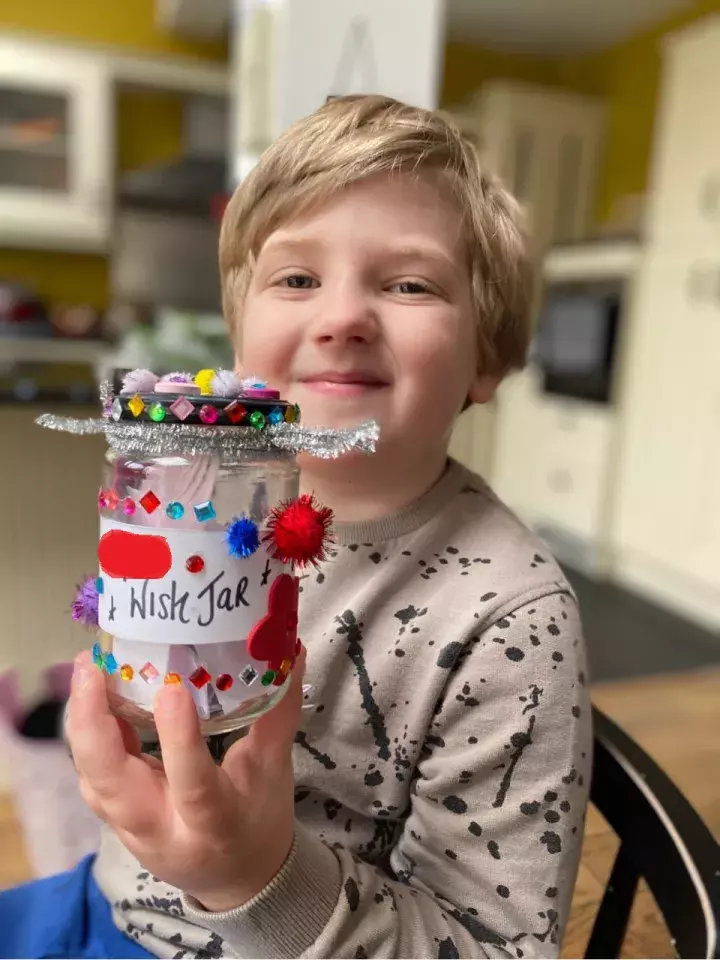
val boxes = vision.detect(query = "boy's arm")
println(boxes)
[181,590,591,959]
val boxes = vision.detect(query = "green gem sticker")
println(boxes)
[249,410,266,431]
[148,402,166,422]
[260,669,276,686]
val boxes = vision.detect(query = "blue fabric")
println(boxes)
[0,855,154,959]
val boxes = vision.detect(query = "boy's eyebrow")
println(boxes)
[261,238,459,273]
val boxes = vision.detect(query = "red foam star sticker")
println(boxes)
[247,573,299,663]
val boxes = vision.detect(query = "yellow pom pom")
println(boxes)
[194,369,216,396]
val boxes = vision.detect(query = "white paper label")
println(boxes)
[98,518,291,645]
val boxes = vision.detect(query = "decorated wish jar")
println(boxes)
[37,368,378,736]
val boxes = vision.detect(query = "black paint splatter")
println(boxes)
[468,821,482,836]
[481,592,498,602]
[436,641,463,669]
[487,840,501,859]
[336,610,391,761]
[520,801,541,816]
[438,936,460,958]
[324,798,342,820]
[354,946,369,959]
[345,877,360,911]
[364,769,384,787]
[540,831,562,854]
[505,647,525,662]
[445,849,458,860]
[492,715,536,808]
[443,795,468,814]
[448,907,507,948]
[522,684,543,714]
[294,731,337,770]
[497,885,510,898]
[547,623,560,637]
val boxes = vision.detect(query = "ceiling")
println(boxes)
[445,0,696,55]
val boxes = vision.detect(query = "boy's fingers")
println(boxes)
[66,651,133,801]
[154,682,221,830]
[245,646,307,769]
[67,651,166,835]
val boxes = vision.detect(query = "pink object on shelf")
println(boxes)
[154,381,201,395]
[242,388,281,400]
[0,667,101,879]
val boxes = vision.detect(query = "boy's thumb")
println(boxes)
[243,645,307,766]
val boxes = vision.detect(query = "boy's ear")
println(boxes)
[468,373,501,406]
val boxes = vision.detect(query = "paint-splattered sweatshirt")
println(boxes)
[93,459,592,959]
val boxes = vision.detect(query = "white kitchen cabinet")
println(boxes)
[610,246,720,624]
[491,368,615,573]
[444,83,605,259]
[649,15,720,245]
[0,36,113,251]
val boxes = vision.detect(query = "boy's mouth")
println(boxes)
[298,370,389,397]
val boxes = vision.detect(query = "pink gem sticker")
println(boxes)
[139,662,159,684]
[122,498,136,516]
[199,404,219,424]
[169,396,194,421]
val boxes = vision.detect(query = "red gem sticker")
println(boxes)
[185,554,205,573]
[224,400,246,424]
[189,666,211,689]
[98,529,172,579]
[139,491,161,514]
[247,574,299,663]
[216,673,234,691]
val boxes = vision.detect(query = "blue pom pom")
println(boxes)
[225,515,260,559]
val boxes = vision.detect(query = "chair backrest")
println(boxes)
[588,706,720,959]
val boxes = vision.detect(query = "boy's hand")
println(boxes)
[66,646,305,913]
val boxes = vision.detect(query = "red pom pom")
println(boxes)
[263,494,334,568]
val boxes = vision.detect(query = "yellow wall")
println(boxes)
[0,0,226,310]
[0,0,227,61]
[558,0,720,224]
[441,42,557,106]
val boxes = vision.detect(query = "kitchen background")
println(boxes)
[0,3,718,949]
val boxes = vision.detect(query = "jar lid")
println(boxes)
[35,368,379,462]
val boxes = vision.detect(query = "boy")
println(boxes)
[2,95,590,959]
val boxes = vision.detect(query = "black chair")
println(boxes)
[586,707,720,958]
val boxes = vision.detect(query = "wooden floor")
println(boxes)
[1,667,718,957]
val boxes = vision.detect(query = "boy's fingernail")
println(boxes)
[72,660,93,690]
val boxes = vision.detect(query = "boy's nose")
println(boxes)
[311,292,379,346]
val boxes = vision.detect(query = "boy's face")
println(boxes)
[239,172,493,463]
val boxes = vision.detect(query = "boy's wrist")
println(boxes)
[187,833,295,914]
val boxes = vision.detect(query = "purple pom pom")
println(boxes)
[225,516,260,559]
[211,369,244,397]
[72,576,99,629]
[121,369,159,394]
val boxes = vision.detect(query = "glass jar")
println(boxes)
[37,369,377,737]
[97,450,299,736]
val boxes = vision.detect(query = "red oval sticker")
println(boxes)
[98,529,172,580]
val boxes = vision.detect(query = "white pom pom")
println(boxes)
[121,369,159,394]
[210,369,245,397]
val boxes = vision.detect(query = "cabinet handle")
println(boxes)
[700,177,720,218]
[548,469,572,493]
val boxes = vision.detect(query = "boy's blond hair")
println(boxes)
[220,94,532,376]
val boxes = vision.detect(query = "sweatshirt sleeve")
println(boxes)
[181,590,592,959]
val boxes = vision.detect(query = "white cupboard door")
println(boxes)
[0,37,113,251]
[612,248,720,590]
[650,21,720,244]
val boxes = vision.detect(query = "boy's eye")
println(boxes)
[392,280,432,295]
[280,274,318,289]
